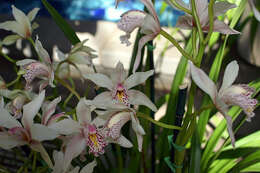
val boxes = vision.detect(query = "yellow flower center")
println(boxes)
[89,134,99,147]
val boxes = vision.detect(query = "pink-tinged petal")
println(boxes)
[176,15,193,30]
[0,132,26,149]
[213,20,240,35]
[83,73,113,90]
[30,123,59,142]
[39,81,49,92]
[140,14,160,35]
[42,96,61,125]
[0,107,21,128]
[249,0,260,22]
[64,134,86,171]
[27,8,39,22]
[213,1,236,17]
[118,10,146,35]
[106,111,131,139]
[190,62,217,101]
[46,112,66,126]
[195,0,208,19]
[140,0,159,23]
[52,150,65,173]
[77,99,92,124]
[133,34,155,73]
[30,142,54,168]
[224,113,235,147]
[35,36,51,64]
[119,34,131,46]
[219,61,239,93]
[22,90,45,130]
[80,159,97,173]
[110,62,127,84]
[48,119,80,135]
[0,21,27,38]
[125,69,154,89]
[128,89,157,112]
[11,5,31,38]
[114,135,133,148]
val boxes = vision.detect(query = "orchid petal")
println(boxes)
[83,73,113,90]
[118,10,146,35]
[48,119,80,135]
[249,0,260,22]
[190,62,217,101]
[131,113,145,135]
[125,70,154,89]
[16,59,37,66]
[2,35,21,46]
[140,14,160,34]
[0,132,26,149]
[128,89,157,112]
[140,0,159,23]
[42,96,61,125]
[0,107,21,128]
[224,114,235,147]
[22,90,45,130]
[219,61,239,93]
[213,2,236,17]
[176,15,193,30]
[195,0,208,19]
[30,142,54,168]
[27,8,39,22]
[92,117,106,127]
[69,51,93,66]
[133,34,155,73]
[136,133,144,152]
[11,5,31,37]
[213,20,240,35]
[80,159,97,173]
[0,21,25,38]
[76,99,92,124]
[64,135,86,171]
[115,135,133,148]
[70,167,80,173]
[110,62,127,84]
[52,150,64,173]
[35,36,51,63]
[30,123,59,141]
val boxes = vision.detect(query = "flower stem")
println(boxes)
[170,0,192,15]
[55,75,80,100]
[160,29,194,63]
[0,52,16,64]
[204,0,216,44]
[191,0,204,42]
[6,75,21,88]
[137,112,182,130]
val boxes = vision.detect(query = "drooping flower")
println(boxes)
[117,0,161,72]
[16,36,55,91]
[168,0,240,34]
[190,60,258,147]
[0,5,39,39]
[84,61,157,112]
[0,90,59,168]
[49,99,132,170]
[52,150,97,173]
[53,39,97,78]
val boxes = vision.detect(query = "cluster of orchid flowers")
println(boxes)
[0,0,258,172]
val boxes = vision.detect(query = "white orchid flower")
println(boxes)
[52,150,97,173]
[117,0,161,72]
[249,0,260,22]
[169,0,240,34]
[84,62,157,112]
[53,39,97,77]
[16,36,55,91]
[0,90,59,168]
[190,61,258,147]
[0,5,39,39]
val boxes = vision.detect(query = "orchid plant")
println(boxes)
[0,0,259,173]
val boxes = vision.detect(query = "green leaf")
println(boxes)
[241,162,260,172]
[41,0,80,45]
[189,127,201,173]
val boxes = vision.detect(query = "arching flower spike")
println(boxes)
[190,61,258,147]
[117,0,161,72]
[84,62,157,112]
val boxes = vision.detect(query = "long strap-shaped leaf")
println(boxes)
[41,0,80,45]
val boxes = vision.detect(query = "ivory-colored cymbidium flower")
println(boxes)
[0,90,59,168]
[52,150,97,173]
[53,39,97,77]
[84,62,157,112]
[117,0,161,72]
[0,5,39,39]
[168,0,240,34]
[49,99,132,170]
[190,61,258,147]
[16,37,55,91]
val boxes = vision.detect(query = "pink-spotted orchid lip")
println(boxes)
[190,60,258,147]
[117,0,161,73]
[84,61,157,112]
[171,0,240,35]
